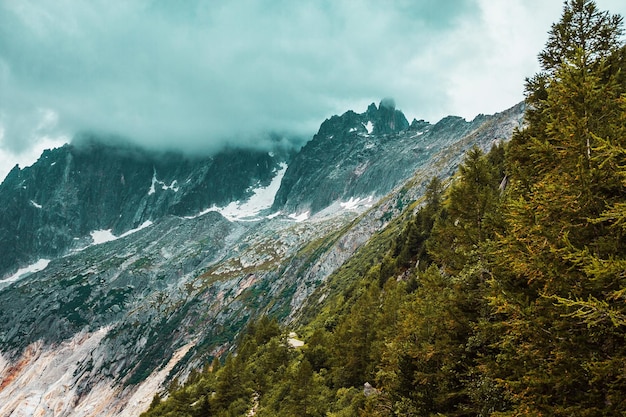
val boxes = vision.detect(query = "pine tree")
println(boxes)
[485,1,626,414]
[193,395,212,417]
[213,353,250,411]
[539,0,623,74]
[396,176,443,271]
[330,283,380,388]
[428,146,503,274]
[376,265,486,416]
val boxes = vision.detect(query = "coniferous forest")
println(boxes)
[141,1,626,415]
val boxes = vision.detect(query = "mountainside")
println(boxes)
[0,102,524,416]
[0,136,292,277]
[273,100,523,215]
[137,8,626,413]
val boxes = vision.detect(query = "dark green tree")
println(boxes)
[428,146,503,274]
[485,1,626,414]
[539,0,623,73]
[330,283,380,388]
[212,353,250,411]
[375,265,486,416]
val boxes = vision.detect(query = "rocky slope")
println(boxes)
[0,101,524,416]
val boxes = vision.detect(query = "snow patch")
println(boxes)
[30,200,42,209]
[90,229,117,245]
[349,127,357,133]
[89,221,154,247]
[148,169,179,195]
[0,259,50,284]
[265,211,281,219]
[50,161,56,166]
[148,172,157,195]
[364,121,374,134]
[288,211,310,222]
[120,220,153,238]
[187,164,287,222]
[340,196,374,211]
[163,179,179,192]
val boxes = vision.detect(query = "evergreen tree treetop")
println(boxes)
[539,0,623,74]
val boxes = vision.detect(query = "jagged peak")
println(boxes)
[410,118,431,131]
[366,98,409,135]
[2,164,22,184]
[315,99,409,139]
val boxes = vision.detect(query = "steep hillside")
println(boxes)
[138,3,626,415]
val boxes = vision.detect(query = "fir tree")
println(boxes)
[485,1,626,414]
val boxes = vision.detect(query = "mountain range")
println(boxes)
[0,100,524,416]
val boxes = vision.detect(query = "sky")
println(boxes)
[1,0,626,182]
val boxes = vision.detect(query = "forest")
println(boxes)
[141,1,626,415]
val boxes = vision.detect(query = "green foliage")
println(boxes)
[481,1,626,415]
[539,0,623,73]
[428,145,505,274]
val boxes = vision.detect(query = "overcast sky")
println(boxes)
[1,0,626,181]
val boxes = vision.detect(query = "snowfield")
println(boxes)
[187,164,288,222]
[0,259,51,284]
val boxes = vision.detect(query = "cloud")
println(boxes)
[0,0,477,154]
[1,0,625,182]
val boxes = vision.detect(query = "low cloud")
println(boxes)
[1,0,625,173]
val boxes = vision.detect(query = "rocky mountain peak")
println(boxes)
[272,101,524,216]
[0,101,526,417]
[313,99,409,141]
[410,118,431,131]
[365,98,410,135]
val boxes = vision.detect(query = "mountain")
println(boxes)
[134,4,626,414]
[274,100,523,215]
[0,101,524,416]
[0,135,293,277]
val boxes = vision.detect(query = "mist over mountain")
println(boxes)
[0,133,295,276]
[1,0,587,166]
[1,1,625,416]
[0,0,469,154]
